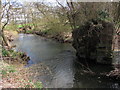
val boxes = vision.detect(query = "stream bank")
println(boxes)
[0,60,43,88]
[12,33,120,88]
[1,30,43,88]
[18,27,73,43]
[34,31,73,43]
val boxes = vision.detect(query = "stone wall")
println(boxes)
[72,20,114,64]
[113,31,120,51]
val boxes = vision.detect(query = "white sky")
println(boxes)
[2,0,56,2]
[20,0,58,2]
[16,0,120,2]
[2,0,66,6]
[2,0,119,4]
[2,0,63,3]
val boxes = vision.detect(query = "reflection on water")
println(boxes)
[13,34,74,65]
[13,34,120,88]
[73,61,120,88]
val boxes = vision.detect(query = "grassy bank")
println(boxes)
[1,46,43,88]
[18,28,72,43]
[4,20,73,43]
[12,21,72,43]
[0,60,43,88]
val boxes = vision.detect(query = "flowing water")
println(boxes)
[13,34,120,88]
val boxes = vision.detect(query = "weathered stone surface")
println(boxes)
[113,31,120,51]
[72,19,114,64]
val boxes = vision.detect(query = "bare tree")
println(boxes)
[1,1,11,48]
[56,0,75,30]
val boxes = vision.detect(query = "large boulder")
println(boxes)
[72,19,114,64]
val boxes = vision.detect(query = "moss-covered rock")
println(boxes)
[72,19,114,64]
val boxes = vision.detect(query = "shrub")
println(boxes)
[2,49,9,56]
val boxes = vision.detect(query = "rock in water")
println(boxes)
[72,19,114,64]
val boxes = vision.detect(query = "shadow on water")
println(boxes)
[73,60,120,88]
[13,34,120,88]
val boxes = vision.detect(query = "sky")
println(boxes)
[2,0,120,5]
[1,0,64,3]
[19,0,58,3]
[1,0,66,6]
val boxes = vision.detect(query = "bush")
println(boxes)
[2,48,25,58]
[2,49,9,56]
[98,10,112,22]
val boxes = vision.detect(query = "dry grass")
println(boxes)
[0,60,43,88]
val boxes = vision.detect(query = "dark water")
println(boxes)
[13,34,120,88]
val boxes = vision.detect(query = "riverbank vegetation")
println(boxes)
[1,33,43,88]
[0,1,43,88]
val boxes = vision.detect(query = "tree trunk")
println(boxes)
[1,31,11,49]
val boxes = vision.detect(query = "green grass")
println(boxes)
[26,30,33,34]
[2,49,9,56]
[2,48,24,58]
[6,65,16,73]
[0,63,16,77]
[17,23,34,28]
[5,24,18,31]
[34,82,43,88]
[23,80,43,88]
[1,70,7,75]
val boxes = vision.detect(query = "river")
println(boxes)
[13,34,120,88]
